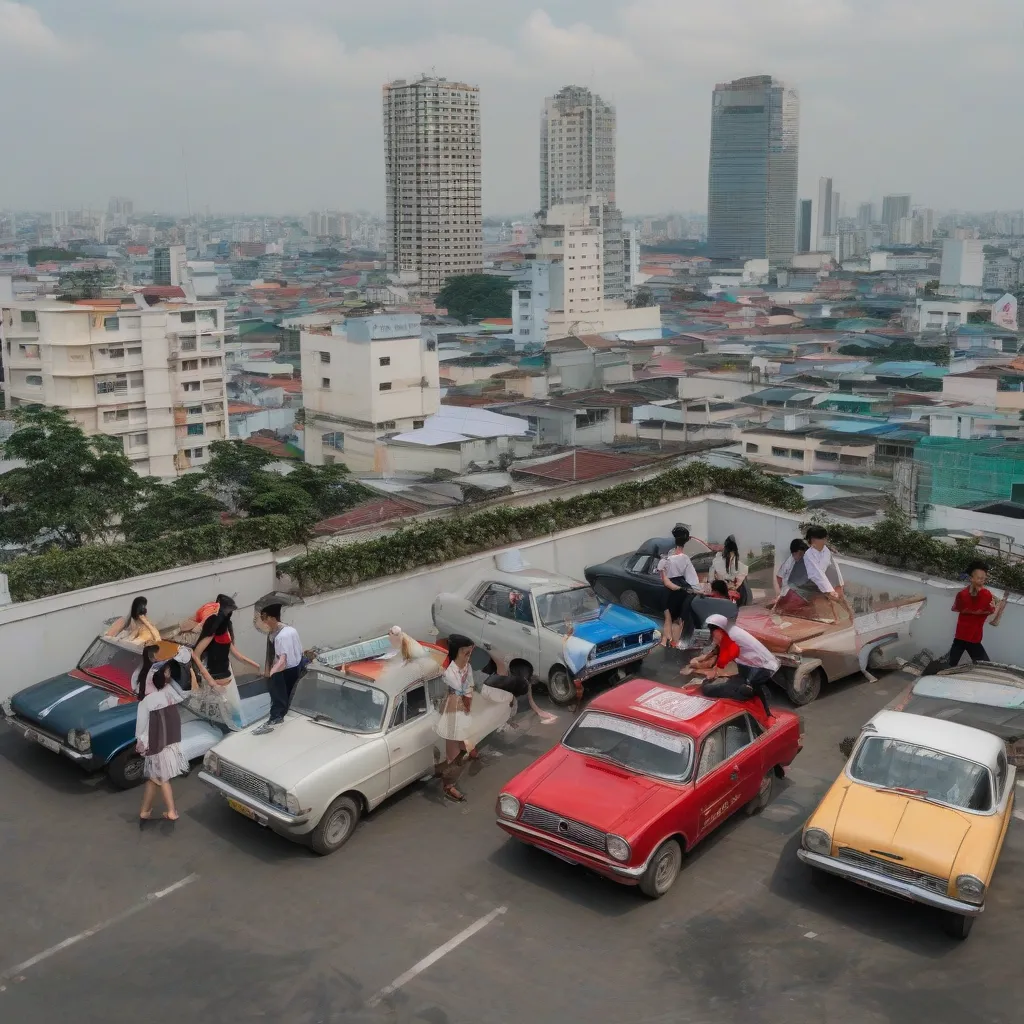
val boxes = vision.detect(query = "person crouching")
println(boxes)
[688,614,778,717]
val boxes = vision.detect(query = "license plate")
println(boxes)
[24,729,60,754]
[227,798,265,825]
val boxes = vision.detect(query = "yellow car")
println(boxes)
[798,710,1015,939]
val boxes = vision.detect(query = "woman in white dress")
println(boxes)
[709,535,751,605]
[135,657,190,823]
[435,635,479,802]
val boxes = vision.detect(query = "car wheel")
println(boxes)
[593,581,616,603]
[620,589,642,612]
[547,666,576,707]
[744,771,774,815]
[309,795,361,856]
[942,913,974,940]
[639,838,683,899]
[782,666,823,706]
[107,749,146,790]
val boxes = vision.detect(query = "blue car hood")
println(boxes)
[11,672,137,737]
[570,604,657,645]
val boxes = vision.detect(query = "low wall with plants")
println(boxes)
[6,516,309,602]
[285,464,805,596]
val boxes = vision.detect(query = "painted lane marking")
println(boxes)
[0,874,197,986]
[366,905,507,1008]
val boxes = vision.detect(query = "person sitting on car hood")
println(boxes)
[690,614,777,717]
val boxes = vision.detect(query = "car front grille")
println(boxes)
[594,631,655,657]
[837,847,949,896]
[520,804,608,853]
[219,761,272,803]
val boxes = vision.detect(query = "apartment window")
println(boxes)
[97,376,127,395]
[129,372,143,388]
[379,356,391,366]
[413,419,425,429]
[816,450,839,462]
[103,316,119,331]
[771,447,788,458]
[181,359,198,371]
[129,432,148,448]
[106,348,125,359]
[103,409,130,423]
[197,309,216,325]
[381,420,397,430]
[200,357,221,368]
[519,329,530,336]
[127,346,141,355]
[183,381,200,392]
[186,423,204,436]
[130,408,146,423]
[19,344,40,358]
[323,431,345,451]
[203,402,221,413]
[25,374,43,386]
[322,377,331,389]
[379,382,392,391]
[20,310,36,323]
[186,405,202,415]
[745,442,759,453]
[320,351,331,364]
[180,311,196,324]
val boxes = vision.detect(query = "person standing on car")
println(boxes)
[948,561,996,666]
[802,526,849,609]
[252,604,305,734]
[659,525,700,647]
[693,614,777,717]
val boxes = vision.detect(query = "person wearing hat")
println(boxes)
[252,603,305,734]
[691,614,778,717]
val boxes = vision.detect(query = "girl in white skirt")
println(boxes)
[135,657,190,823]
[436,634,477,802]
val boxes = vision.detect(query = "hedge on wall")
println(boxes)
[284,463,806,596]
[6,515,310,602]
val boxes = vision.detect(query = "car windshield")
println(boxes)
[78,637,146,693]
[289,669,389,734]
[564,711,693,782]
[535,586,602,627]
[849,736,993,811]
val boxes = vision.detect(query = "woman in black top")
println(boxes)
[190,609,260,730]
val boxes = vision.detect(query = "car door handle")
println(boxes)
[521,626,532,634]
[393,746,401,754]
[485,617,498,626]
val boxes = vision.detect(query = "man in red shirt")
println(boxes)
[949,562,996,666]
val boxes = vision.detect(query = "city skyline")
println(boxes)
[1,1,1022,215]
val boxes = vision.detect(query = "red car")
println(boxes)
[496,678,802,897]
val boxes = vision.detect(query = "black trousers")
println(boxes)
[701,664,774,716]
[268,665,302,723]
[948,639,989,666]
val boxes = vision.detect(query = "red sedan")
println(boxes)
[496,679,803,897]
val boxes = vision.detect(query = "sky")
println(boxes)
[1,0,1022,217]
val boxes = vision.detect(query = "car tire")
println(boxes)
[620,589,642,612]
[107,749,146,790]
[781,666,823,706]
[942,913,974,940]
[308,795,361,856]
[547,666,576,707]
[593,581,617,604]
[744,770,774,815]
[639,838,683,899]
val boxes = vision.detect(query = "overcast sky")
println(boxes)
[2,0,1022,217]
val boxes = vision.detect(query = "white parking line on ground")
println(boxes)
[0,874,198,987]
[1013,810,1024,823]
[366,905,507,1008]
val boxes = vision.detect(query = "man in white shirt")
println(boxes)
[803,526,845,604]
[694,614,779,717]
[775,538,808,597]
[253,603,305,734]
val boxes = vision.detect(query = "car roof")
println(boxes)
[866,710,1003,767]
[465,567,584,594]
[312,637,446,698]
[586,678,754,738]
[929,664,1024,688]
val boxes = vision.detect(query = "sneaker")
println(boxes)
[252,722,278,735]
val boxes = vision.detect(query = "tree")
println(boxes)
[27,247,80,266]
[58,268,116,301]
[0,408,144,549]
[435,274,512,323]
[240,474,319,523]
[121,476,225,542]
[922,280,939,296]
[282,462,371,518]
[204,440,276,511]
[629,286,655,309]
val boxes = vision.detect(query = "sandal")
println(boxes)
[443,785,466,802]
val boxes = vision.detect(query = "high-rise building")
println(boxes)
[153,245,187,287]
[798,199,812,253]
[857,202,873,229]
[707,75,800,264]
[815,177,833,249]
[540,86,616,215]
[940,239,984,289]
[881,194,911,230]
[382,76,483,292]
[1,296,228,477]
[831,191,841,233]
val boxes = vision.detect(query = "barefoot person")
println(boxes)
[948,561,997,666]
[135,655,190,823]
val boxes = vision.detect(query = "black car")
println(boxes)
[584,535,717,616]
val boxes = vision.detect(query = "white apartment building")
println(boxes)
[383,76,483,292]
[940,239,985,293]
[1,297,229,476]
[511,261,551,349]
[540,86,616,215]
[300,313,440,472]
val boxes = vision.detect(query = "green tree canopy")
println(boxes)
[204,439,276,511]
[629,286,656,309]
[121,476,225,542]
[436,274,512,323]
[0,407,144,549]
[27,247,81,266]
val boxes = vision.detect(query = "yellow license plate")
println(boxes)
[227,798,258,821]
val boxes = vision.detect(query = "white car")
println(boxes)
[198,634,510,855]
[431,555,661,706]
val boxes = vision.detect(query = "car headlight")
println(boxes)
[606,835,631,862]
[269,783,287,809]
[286,792,301,815]
[66,729,91,753]
[497,794,520,819]
[1,698,13,717]
[652,629,662,642]
[955,874,985,904]
[802,828,832,856]
[203,750,220,774]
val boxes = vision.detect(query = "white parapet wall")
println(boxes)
[0,551,277,699]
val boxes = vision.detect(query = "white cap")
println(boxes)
[705,614,730,631]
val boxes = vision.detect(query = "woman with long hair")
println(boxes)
[189,602,260,730]
[106,596,161,646]
[435,634,477,802]
[135,656,189,822]
[132,643,162,701]
[709,535,751,606]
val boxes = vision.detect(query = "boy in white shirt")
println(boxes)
[775,538,808,597]
[253,603,305,734]
[803,526,845,604]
